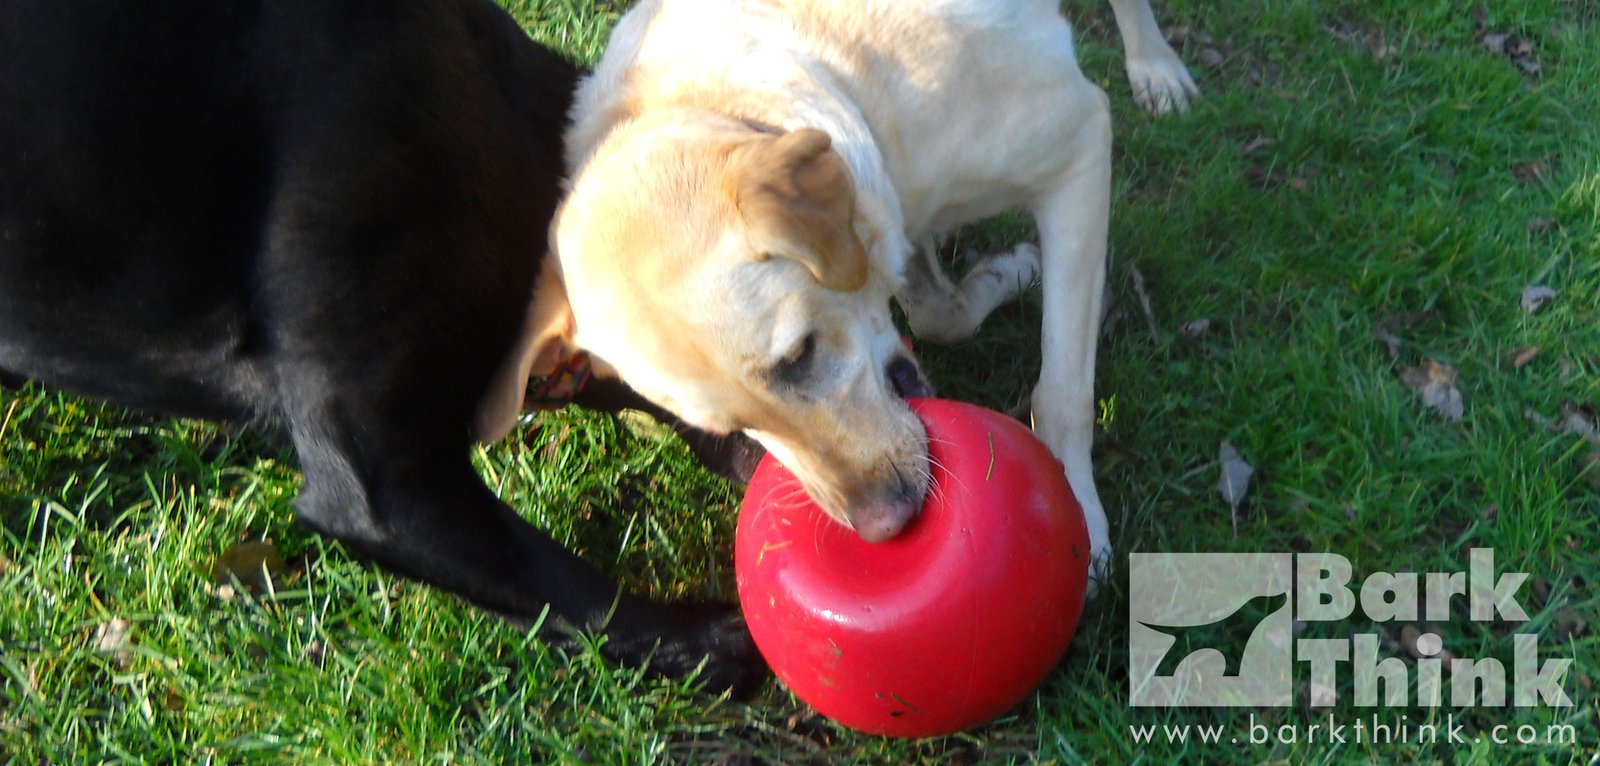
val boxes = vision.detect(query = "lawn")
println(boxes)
[3,0,1597,763]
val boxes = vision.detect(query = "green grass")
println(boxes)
[4,0,1598,763]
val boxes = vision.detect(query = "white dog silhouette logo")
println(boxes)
[1129,553,1294,707]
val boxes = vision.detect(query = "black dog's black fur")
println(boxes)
[0,0,765,693]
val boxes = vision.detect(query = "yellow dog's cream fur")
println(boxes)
[533,0,1195,583]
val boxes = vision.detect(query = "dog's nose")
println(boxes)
[886,356,933,399]
[850,496,919,542]
[849,471,924,542]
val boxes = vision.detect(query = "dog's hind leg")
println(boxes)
[1030,82,1114,595]
[895,240,1040,344]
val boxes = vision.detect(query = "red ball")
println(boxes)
[735,398,1090,737]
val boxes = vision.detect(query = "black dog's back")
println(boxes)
[0,0,574,423]
[0,0,765,694]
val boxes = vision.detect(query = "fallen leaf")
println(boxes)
[1580,451,1600,492]
[1372,326,1403,361]
[1526,408,1558,430]
[1383,311,1432,329]
[1400,625,1456,661]
[1526,218,1556,236]
[305,639,328,667]
[1324,18,1363,45]
[1130,267,1160,342]
[1521,284,1558,313]
[1559,401,1600,446]
[1198,47,1224,68]
[1400,360,1464,421]
[1512,160,1548,184]
[1512,346,1541,369]
[93,617,134,670]
[1531,578,1552,605]
[616,408,672,442]
[1180,318,1211,339]
[1242,136,1277,155]
[1482,32,1510,55]
[212,540,288,593]
[1553,610,1588,641]
[1217,441,1254,538]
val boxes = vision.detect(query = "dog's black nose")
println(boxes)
[887,356,933,399]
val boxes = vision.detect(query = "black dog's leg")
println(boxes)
[282,387,764,695]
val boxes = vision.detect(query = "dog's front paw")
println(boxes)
[1126,46,1200,116]
[614,602,768,698]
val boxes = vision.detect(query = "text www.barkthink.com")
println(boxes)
[1128,714,1581,747]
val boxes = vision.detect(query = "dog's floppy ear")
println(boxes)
[475,256,579,442]
[728,128,869,292]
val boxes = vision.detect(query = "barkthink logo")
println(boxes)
[1128,550,1575,708]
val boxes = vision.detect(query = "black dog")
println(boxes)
[0,0,764,693]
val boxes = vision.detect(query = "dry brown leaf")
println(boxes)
[1559,401,1600,446]
[1217,441,1254,506]
[1512,160,1549,184]
[305,639,329,667]
[1384,311,1432,329]
[1217,441,1255,538]
[1580,450,1600,492]
[1399,625,1456,661]
[1526,218,1557,236]
[212,539,289,593]
[1198,47,1224,68]
[1521,284,1558,313]
[1400,360,1464,421]
[1180,318,1212,339]
[93,617,134,670]
[1512,346,1542,369]
[1242,136,1277,155]
[1553,610,1589,641]
[1130,267,1160,342]
[1372,326,1403,361]
[1482,32,1510,54]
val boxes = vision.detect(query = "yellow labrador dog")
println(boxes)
[526,0,1196,586]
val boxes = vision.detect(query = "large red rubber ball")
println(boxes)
[735,398,1090,737]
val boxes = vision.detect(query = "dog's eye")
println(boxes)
[771,332,817,386]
